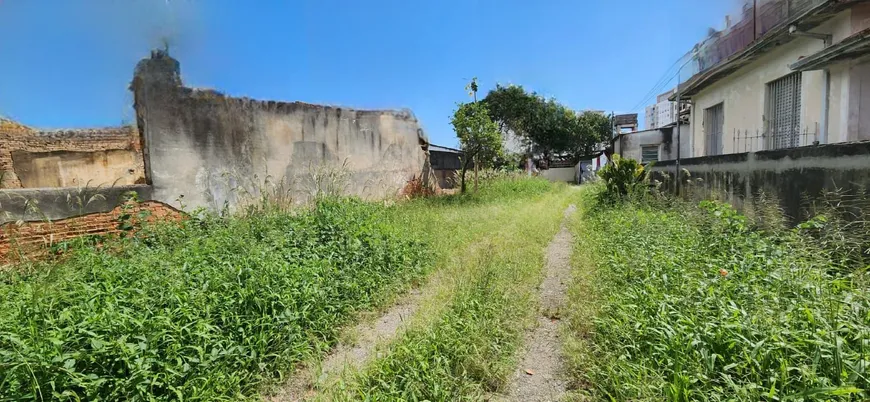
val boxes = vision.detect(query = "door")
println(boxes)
[705,103,724,155]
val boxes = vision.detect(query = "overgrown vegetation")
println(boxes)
[0,172,563,401]
[0,198,426,400]
[565,186,870,401]
[319,176,569,400]
[596,154,650,203]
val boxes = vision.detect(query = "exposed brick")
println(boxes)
[0,201,183,265]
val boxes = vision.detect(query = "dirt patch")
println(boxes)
[270,288,424,401]
[504,204,576,401]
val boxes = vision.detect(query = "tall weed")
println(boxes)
[566,190,870,401]
[0,198,426,401]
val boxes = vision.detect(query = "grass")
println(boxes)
[0,173,565,401]
[320,176,573,400]
[564,187,870,401]
[0,198,426,401]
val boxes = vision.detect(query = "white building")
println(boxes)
[644,90,679,130]
[678,0,870,157]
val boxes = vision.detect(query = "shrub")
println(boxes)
[0,198,426,401]
[596,155,649,202]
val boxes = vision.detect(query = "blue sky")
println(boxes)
[0,0,734,147]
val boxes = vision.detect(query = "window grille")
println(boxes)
[641,145,659,164]
[766,73,802,149]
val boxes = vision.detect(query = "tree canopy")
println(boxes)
[483,84,611,161]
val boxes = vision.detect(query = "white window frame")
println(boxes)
[641,144,660,164]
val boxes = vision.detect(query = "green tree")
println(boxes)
[483,84,611,162]
[451,99,502,193]
[573,110,613,155]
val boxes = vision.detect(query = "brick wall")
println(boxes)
[0,200,182,264]
[0,118,145,188]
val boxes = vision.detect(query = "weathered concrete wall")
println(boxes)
[0,184,153,224]
[541,167,576,183]
[131,51,431,211]
[615,125,691,162]
[649,141,870,222]
[0,120,145,189]
[12,149,143,188]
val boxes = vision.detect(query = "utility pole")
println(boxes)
[673,49,698,195]
[675,71,682,195]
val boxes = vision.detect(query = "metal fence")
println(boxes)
[732,125,819,153]
[679,0,827,83]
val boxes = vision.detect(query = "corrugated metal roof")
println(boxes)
[429,144,463,154]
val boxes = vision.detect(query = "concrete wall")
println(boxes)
[132,51,430,211]
[12,149,143,188]
[0,184,152,224]
[689,8,870,157]
[541,167,576,183]
[615,125,691,163]
[649,141,870,222]
[0,123,145,189]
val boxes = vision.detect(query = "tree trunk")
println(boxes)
[460,166,468,193]
[474,157,478,193]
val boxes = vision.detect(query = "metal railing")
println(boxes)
[679,0,828,83]
[732,125,819,153]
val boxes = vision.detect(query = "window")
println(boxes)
[641,145,659,164]
[766,73,802,149]
[705,103,724,156]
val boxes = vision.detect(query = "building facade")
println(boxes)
[679,0,870,158]
[613,124,691,164]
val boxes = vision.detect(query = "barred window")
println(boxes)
[766,73,802,149]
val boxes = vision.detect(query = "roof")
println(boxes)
[673,0,849,100]
[429,144,463,154]
[790,27,870,70]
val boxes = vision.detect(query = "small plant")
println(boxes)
[306,159,352,200]
[116,191,152,237]
[596,154,649,202]
[799,186,870,273]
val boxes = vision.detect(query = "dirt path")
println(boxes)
[270,288,424,401]
[504,204,576,401]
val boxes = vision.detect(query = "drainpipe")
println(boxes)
[790,25,832,144]
[821,67,830,144]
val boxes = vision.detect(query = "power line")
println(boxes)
[630,50,697,114]
[630,71,681,114]
[628,56,684,113]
